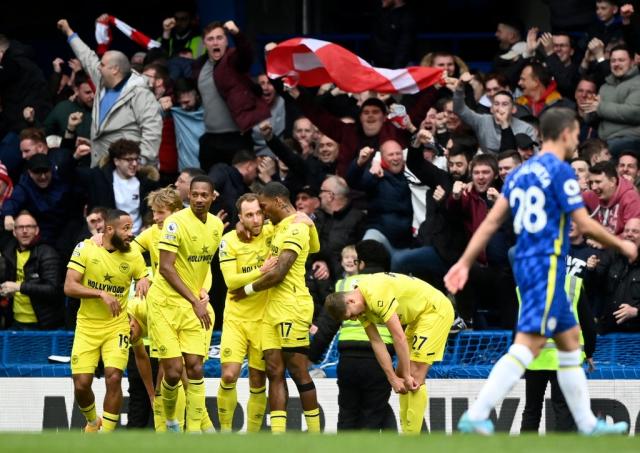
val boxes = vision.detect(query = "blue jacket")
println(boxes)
[346,160,413,248]
[1,170,75,246]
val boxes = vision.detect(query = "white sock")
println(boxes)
[556,349,597,434]
[467,344,533,421]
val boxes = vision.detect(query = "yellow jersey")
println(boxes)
[13,249,36,323]
[219,224,274,321]
[127,297,148,346]
[268,214,314,302]
[356,272,450,327]
[132,225,160,275]
[149,207,223,302]
[67,240,148,327]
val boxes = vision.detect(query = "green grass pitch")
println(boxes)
[1,432,638,453]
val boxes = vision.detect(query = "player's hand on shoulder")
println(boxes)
[293,211,314,226]
[259,256,278,274]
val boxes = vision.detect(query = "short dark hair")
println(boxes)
[143,63,170,85]
[203,21,224,37]
[236,193,260,214]
[498,149,523,165]
[181,167,205,178]
[174,77,198,97]
[19,128,46,144]
[88,206,108,219]
[259,181,290,200]
[484,72,509,88]
[589,161,618,181]
[493,90,514,103]
[105,208,130,225]
[73,71,90,88]
[539,108,577,141]
[524,62,552,88]
[619,150,640,164]
[578,138,608,161]
[470,154,498,176]
[232,149,257,166]
[610,44,633,59]
[108,139,140,161]
[190,175,215,192]
[355,240,391,272]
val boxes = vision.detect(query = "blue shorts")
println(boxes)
[514,255,577,338]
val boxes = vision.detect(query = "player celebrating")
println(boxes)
[231,182,321,433]
[324,272,454,434]
[445,108,636,435]
[147,176,224,432]
[217,193,276,432]
[65,209,149,432]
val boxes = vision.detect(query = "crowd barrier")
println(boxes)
[2,330,639,379]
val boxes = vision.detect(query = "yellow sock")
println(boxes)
[161,378,180,421]
[79,402,97,424]
[399,393,408,432]
[304,408,321,433]
[201,405,214,432]
[217,381,237,432]
[270,410,287,433]
[247,386,267,433]
[176,382,186,430]
[404,384,427,435]
[185,378,206,433]
[153,392,166,432]
[101,411,119,432]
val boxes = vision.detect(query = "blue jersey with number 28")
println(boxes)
[502,153,584,261]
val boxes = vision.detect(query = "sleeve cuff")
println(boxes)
[67,33,78,44]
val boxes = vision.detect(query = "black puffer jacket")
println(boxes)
[3,240,64,329]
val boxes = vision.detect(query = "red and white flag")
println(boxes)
[95,15,161,55]
[266,38,444,94]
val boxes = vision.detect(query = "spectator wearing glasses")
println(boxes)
[75,139,159,235]
[1,211,64,330]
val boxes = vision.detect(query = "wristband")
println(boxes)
[244,283,255,296]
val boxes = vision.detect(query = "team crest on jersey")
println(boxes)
[71,355,78,364]
[223,347,232,358]
[291,228,299,236]
[119,263,130,274]
[546,317,557,332]
[159,345,167,355]
[167,222,178,233]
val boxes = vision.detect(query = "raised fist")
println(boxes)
[163,17,176,31]
[223,20,239,35]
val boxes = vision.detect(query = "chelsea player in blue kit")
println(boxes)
[445,108,637,436]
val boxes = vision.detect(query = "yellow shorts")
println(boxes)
[405,301,454,364]
[149,295,214,359]
[261,298,313,351]
[220,318,265,370]
[71,320,130,374]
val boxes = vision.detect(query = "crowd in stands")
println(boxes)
[1,0,640,336]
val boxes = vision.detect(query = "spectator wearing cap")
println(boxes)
[295,185,320,216]
[516,62,575,117]
[288,86,435,177]
[493,18,527,82]
[514,133,539,161]
[1,211,64,330]
[585,45,640,157]
[451,76,536,154]
[208,149,257,225]
[1,154,78,252]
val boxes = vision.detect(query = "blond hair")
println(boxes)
[146,186,183,212]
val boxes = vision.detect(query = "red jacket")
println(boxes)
[193,32,270,132]
[447,187,490,264]
[583,177,640,235]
